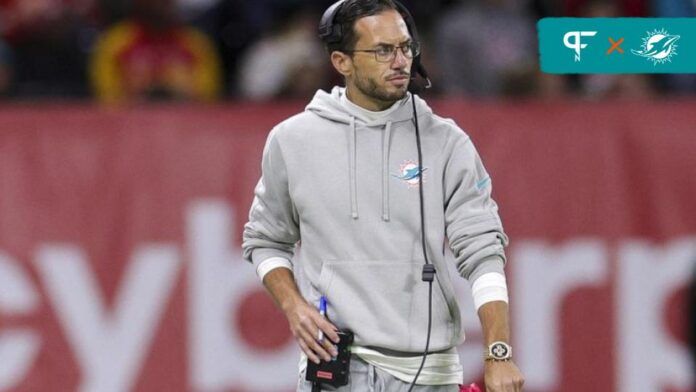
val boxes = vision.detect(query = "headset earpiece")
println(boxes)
[318,0,347,44]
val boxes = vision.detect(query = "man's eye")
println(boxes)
[376,46,393,56]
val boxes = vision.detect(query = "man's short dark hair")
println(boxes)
[325,0,398,54]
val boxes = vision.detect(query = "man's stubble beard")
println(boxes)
[353,66,409,104]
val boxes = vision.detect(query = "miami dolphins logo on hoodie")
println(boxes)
[392,160,428,188]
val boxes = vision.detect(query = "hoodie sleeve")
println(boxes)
[242,128,300,269]
[443,134,509,282]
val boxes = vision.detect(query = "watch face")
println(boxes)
[491,342,510,359]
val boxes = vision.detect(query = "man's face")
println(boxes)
[348,9,413,103]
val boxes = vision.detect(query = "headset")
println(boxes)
[318,2,435,391]
[318,0,432,90]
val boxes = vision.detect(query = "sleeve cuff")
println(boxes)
[257,257,293,281]
[471,272,508,311]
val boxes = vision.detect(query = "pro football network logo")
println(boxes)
[392,160,427,188]
[563,31,597,61]
[631,28,680,65]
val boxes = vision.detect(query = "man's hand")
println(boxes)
[484,360,525,392]
[284,299,341,364]
[260,267,341,364]
[476,300,525,391]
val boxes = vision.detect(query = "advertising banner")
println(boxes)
[0,101,695,392]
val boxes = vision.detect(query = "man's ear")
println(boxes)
[330,51,353,78]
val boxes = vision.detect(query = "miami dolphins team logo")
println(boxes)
[631,28,680,65]
[392,160,427,188]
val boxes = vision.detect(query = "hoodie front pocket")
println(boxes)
[318,260,452,352]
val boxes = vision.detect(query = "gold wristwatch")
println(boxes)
[484,341,512,362]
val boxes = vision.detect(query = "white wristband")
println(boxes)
[257,257,293,281]
[471,272,508,311]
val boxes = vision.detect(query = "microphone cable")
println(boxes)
[407,94,436,392]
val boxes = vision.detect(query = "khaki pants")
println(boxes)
[298,355,460,392]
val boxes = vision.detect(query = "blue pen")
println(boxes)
[317,296,327,342]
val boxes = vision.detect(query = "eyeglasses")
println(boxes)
[346,42,420,63]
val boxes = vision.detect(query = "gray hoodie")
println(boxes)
[242,86,508,353]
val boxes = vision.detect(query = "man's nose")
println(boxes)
[391,48,409,68]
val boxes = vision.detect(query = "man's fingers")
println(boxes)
[505,379,518,392]
[515,375,525,392]
[297,339,320,365]
[289,302,343,364]
[310,312,339,356]
[298,326,332,362]
[484,361,525,392]
[298,329,330,362]
[316,317,340,344]
[486,380,514,392]
[319,334,339,357]
[308,334,333,362]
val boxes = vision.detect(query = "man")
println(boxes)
[242,1,524,390]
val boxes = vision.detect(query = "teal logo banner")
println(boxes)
[538,18,696,73]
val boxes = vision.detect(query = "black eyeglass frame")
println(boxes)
[344,41,421,63]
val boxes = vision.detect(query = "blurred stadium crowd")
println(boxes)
[0,0,695,103]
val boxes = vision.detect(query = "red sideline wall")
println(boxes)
[0,100,695,392]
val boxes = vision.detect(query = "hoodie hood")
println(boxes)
[305,86,433,221]
[306,86,432,126]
